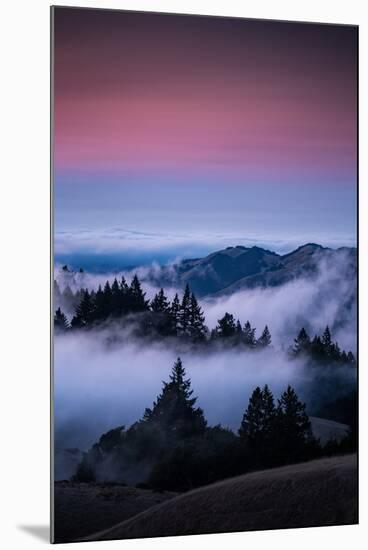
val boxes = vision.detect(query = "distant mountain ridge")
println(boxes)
[149,243,357,297]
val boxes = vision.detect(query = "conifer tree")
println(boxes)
[239,385,276,444]
[71,289,95,328]
[170,293,181,336]
[292,327,311,355]
[188,293,206,341]
[310,334,324,359]
[143,357,207,438]
[216,312,237,338]
[276,386,313,452]
[257,325,272,348]
[129,274,149,312]
[151,288,170,313]
[54,307,69,331]
[321,326,333,355]
[179,284,191,334]
[243,321,256,347]
[120,276,129,294]
[119,276,129,314]
[331,341,342,361]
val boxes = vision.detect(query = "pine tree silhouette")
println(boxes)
[239,385,276,444]
[151,288,170,313]
[54,307,69,331]
[321,326,333,356]
[292,327,311,355]
[93,285,105,321]
[257,325,272,348]
[129,274,149,312]
[215,312,237,338]
[71,289,95,328]
[243,321,256,347]
[170,293,181,336]
[188,293,206,341]
[276,386,314,458]
[143,357,207,439]
[179,284,191,335]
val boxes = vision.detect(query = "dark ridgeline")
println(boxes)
[73,357,356,492]
[54,273,356,366]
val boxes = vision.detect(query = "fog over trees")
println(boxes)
[54,275,356,366]
[73,357,355,491]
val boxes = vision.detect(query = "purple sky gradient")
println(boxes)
[53,8,357,263]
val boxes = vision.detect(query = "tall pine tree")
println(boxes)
[143,357,207,439]
[292,327,311,356]
[188,293,206,341]
[215,312,237,338]
[129,274,149,312]
[179,284,191,335]
[243,321,256,347]
[239,385,276,446]
[151,288,170,313]
[54,307,69,331]
[71,289,95,328]
[170,293,181,336]
[257,325,272,348]
[276,386,314,460]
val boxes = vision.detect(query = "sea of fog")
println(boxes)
[54,253,357,451]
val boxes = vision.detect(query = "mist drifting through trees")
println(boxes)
[53,248,357,489]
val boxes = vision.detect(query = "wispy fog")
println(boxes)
[203,255,356,352]
[55,249,357,351]
[54,330,356,451]
[54,250,356,452]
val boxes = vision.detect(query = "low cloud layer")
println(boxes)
[202,255,356,352]
[54,331,356,452]
[54,227,356,270]
[53,248,357,453]
[55,250,357,352]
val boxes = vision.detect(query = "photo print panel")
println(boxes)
[51,6,358,543]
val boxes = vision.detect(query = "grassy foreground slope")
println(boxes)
[54,482,176,543]
[87,454,357,541]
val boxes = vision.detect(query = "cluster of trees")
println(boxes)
[55,277,207,341]
[54,274,356,366]
[210,313,272,348]
[74,357,354,492]
[291,327,356,365]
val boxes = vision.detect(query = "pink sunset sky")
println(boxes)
[53,8,357,264]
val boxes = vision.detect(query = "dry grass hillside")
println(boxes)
[86,454,357,542]
[53,482,177,543]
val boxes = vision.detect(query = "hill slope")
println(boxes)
[151,244,356,296]
[86,454,357,541]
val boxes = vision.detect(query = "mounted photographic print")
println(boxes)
[51,6,358,543]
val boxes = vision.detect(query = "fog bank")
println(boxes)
[54,331,355,452]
